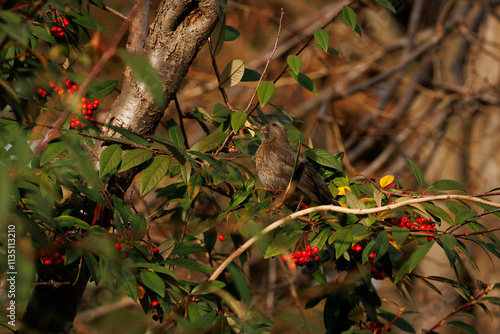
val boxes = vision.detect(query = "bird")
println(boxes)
[254,121,336,206]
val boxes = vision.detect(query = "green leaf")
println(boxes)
[311,227,332,249]
[227,264,251,306]
[394,241,435,284]
[135,263,176,278]
[427,179,466,192]
[333,227,353,258]
[84,251,101,285]
[88,79,119,99]
[140,270,165,298]
[481,296,500,305]
[111,265,138,301]
[167,119,185,150]
[241,68,262,82]
[391,227,410,247]
[219,59,245,88]
[130,214,147,240]
[313,29,329,52]
[440,234,457,267]
[119,149,153,172]
[211,15,225,57]
[99,144,122,178]
[161,258,215,274]
[54,216,91,230]
[41,141,65,166]
[455,209,477,225]
[311,265,327,284]
[119,51,165,108]
[212,103,230,118]
[302,148,342,170]
[140,155,170,197]
[421,202,453,225]
[104,124,152,147]
[191,280,226,295]
[171,242,206,255]
[224,26,239,41]
[190,132,226,153]
[231,110,248,133]
[447,321,479,334]
[340,6,357,30]
[287,55,302,75]
[374,231,390,260]
[288,71,318,95]
[29,25,55,44]
[375,0,396,13]
[407,159,425,189]
[64,248,81,265]
[257,81,275,108]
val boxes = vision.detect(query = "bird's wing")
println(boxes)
[268,146,297,188]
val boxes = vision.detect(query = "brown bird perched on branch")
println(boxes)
[254,121,337,206]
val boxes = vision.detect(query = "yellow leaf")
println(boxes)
[338,186,351,196]
[380,175,395,188]
[138,285,146,299]
[245,120,255,136]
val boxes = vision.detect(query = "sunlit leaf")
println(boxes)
[407,159,425,189]
[287,55,302,75]
[340,6,357,30]
[119,149,153,172]
[313,29,329,52]
[231,110,248,132]
[288,71,318,95]
[257,81,275,108]
[375,0,396,13]
[99,144,122,178]
[219,59,245,88]
[140,155,170,197]
[140,270,165,298]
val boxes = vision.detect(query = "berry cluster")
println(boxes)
[282,245,320,270]
[40,76,99,130]
[49,14,70,37]
[71,97,99,129]
[36,88,48,98]
[37,236,67,266]
[395,216,437,240]
[351,243,376,259]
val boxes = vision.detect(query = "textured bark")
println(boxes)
[20,1,222,333]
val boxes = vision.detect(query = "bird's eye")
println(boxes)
[266,127,270,132]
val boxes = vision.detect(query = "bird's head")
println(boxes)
[254,121,288,144]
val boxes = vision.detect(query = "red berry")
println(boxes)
[314,255,320,261]
[153,247,159,254]
[290,252,296,258]
[65,79,71,87]
[81,97,87,103]
[281,255,288,262]
[71,84,77,90]
[369,252,376,259]
[51,26,57,32]
[57,27,63,32]
[114,243,121,250]
[305,257,311,262]
[218,235,225,241]
[57,18,61,23]
[312,247,319,253]
[151,300,159,307]
[152,314,159,321]
[61,255,65,261]
[288,263,296,270]
[293,258,299,263]
[306,245,312,252]
[44,259,52,265]
[93,99,99,105]
[93,103,98,109]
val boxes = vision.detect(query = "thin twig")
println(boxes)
[207,38,234,111]
[208,194,500,280]
[103,4,128,21]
